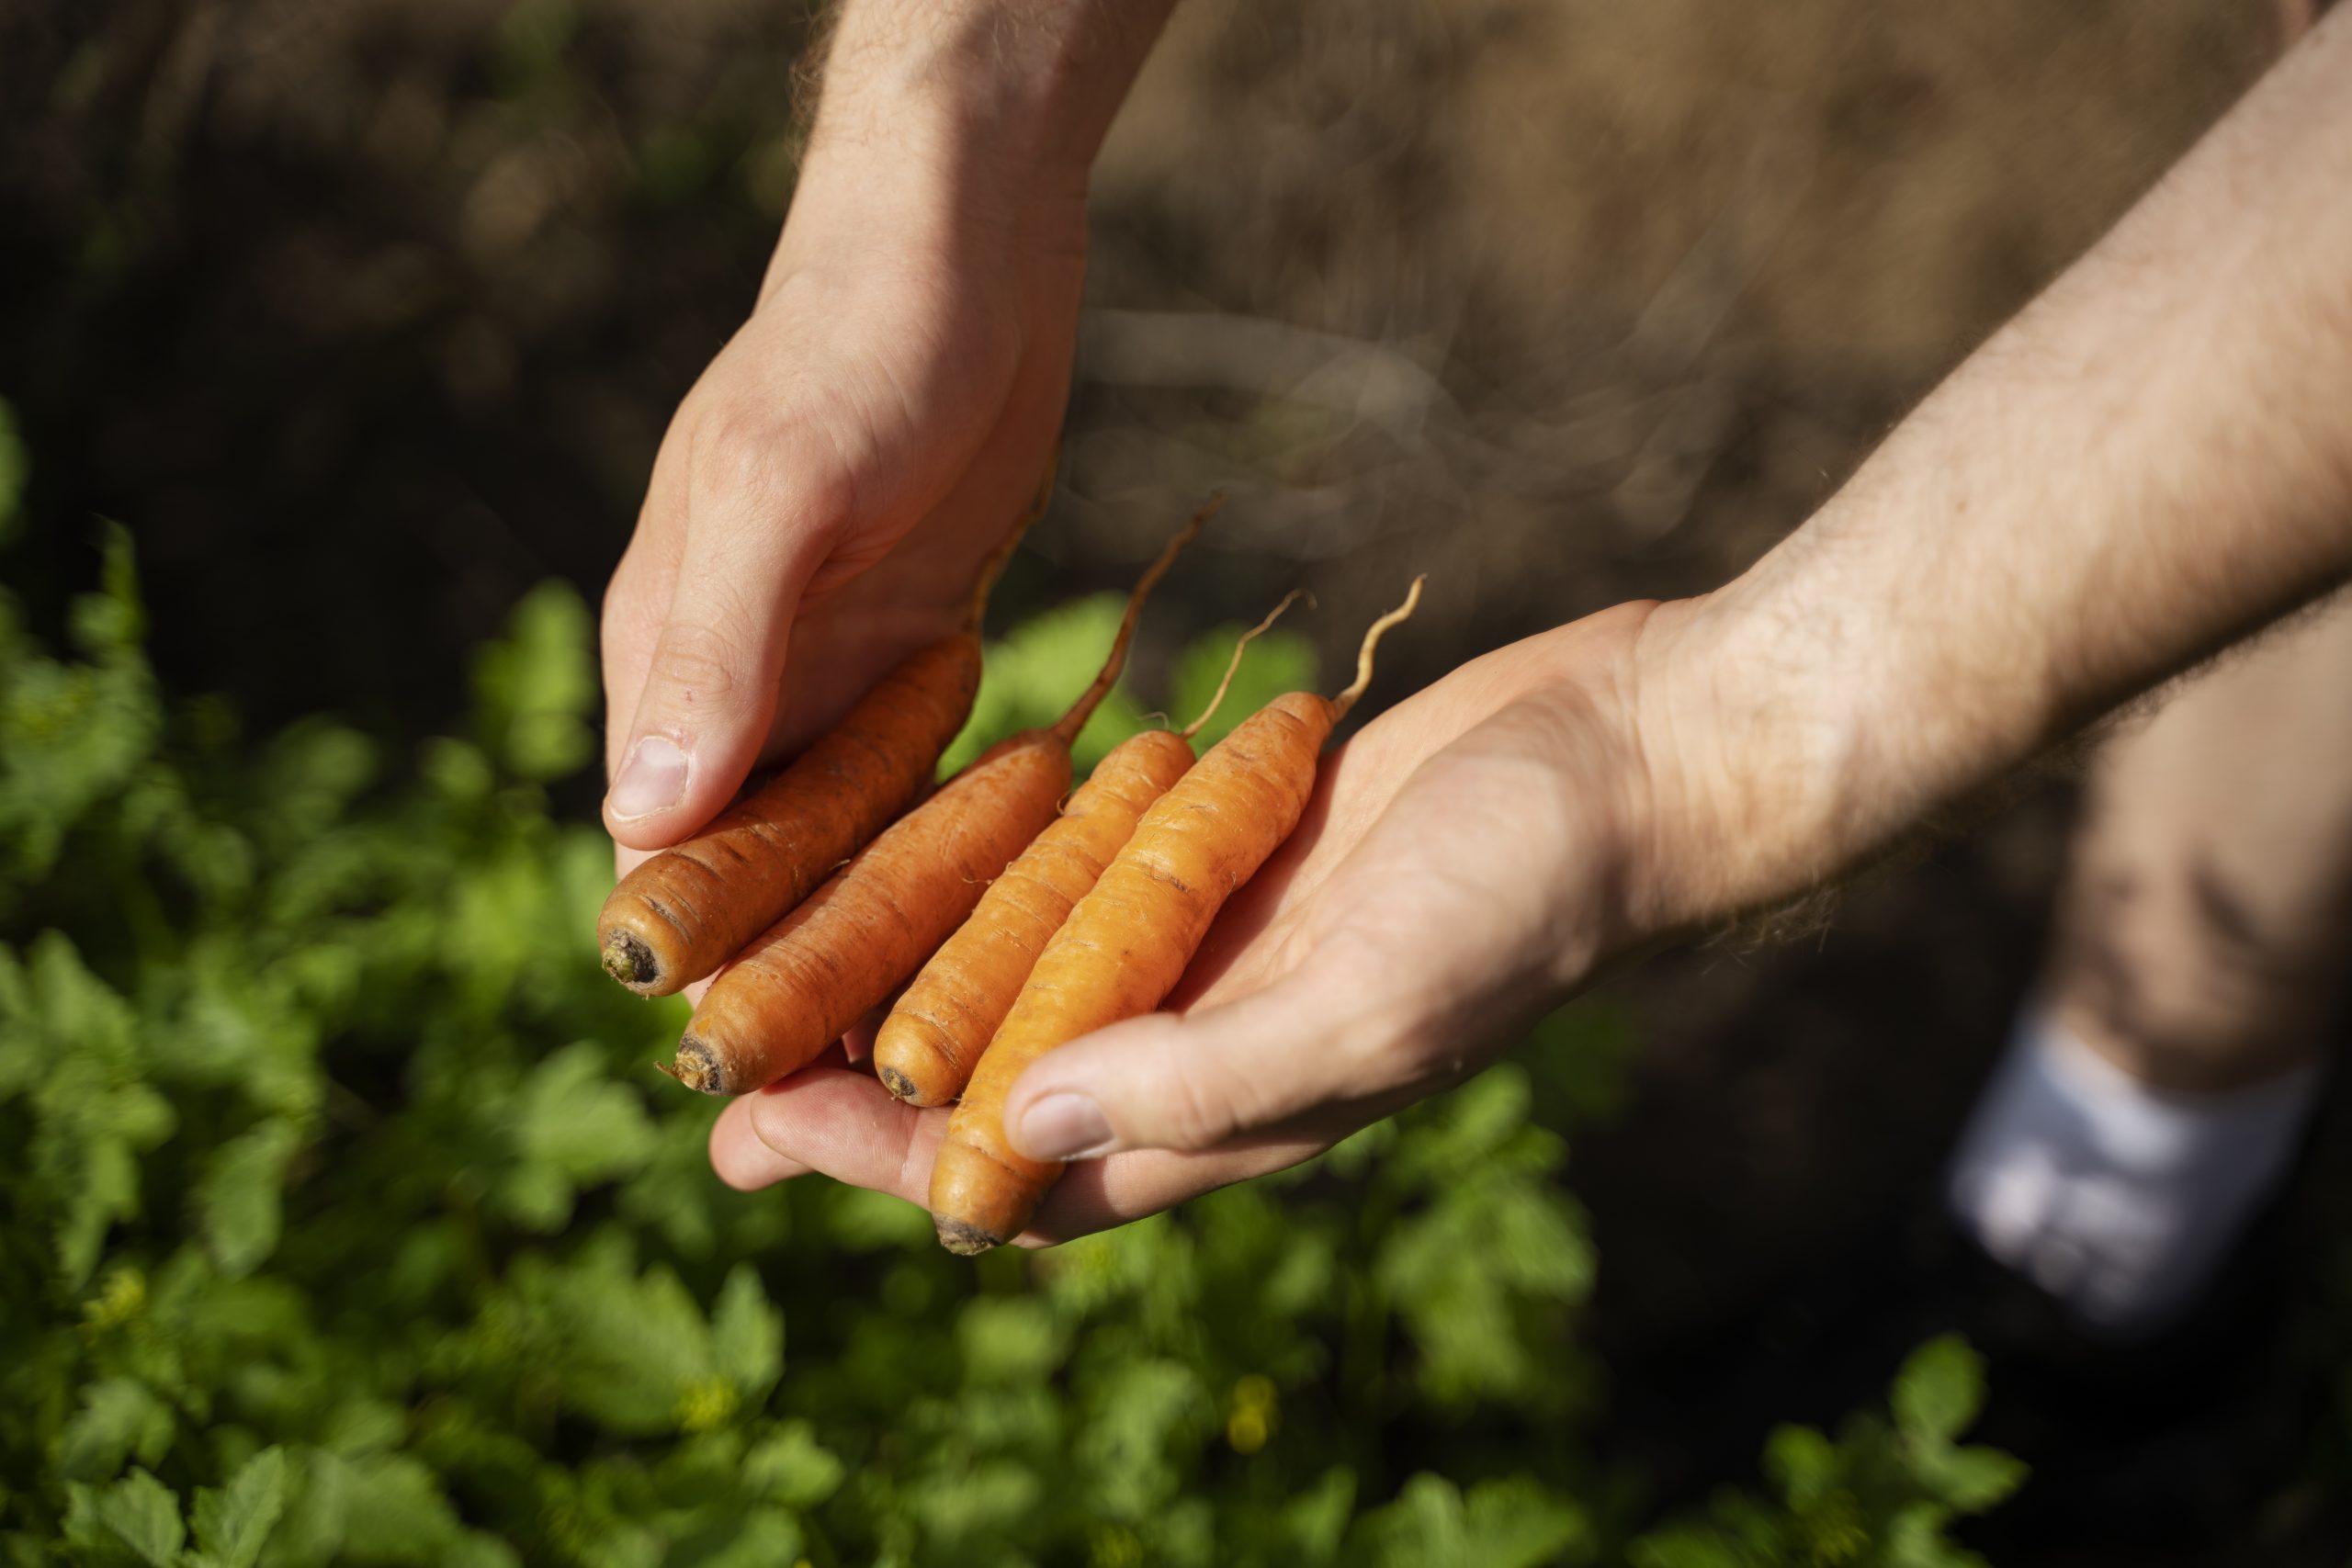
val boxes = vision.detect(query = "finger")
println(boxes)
[711,1076,1322,1242]
[603,419,850,849]
[739,1065,944,1206]
[708,1096,812,1190]
[1001,956,1411,1161]
[599,439,691,785]
[705,1037,863,1189]
[1015,1135,1330,1247]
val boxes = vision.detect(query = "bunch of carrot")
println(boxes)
[595,468,1422,1255]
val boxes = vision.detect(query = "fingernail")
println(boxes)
[1017,1092,1114,1160]
[609,735,690,819]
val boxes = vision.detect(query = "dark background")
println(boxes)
[5,0,2345,1557]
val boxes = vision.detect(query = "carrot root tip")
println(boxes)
[934,1216,1003,1257]
[601,931,660,992]
[666,1036,727,1096]
[876,1032,962,1107]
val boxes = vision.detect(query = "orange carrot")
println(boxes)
[662,501,1219,1097]
[595,459,1051,997]
[929,578,1424,1254]
[873,594,1304,1107]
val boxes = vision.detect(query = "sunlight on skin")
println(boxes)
[706,606,1662,1243]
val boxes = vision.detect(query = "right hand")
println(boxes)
[598,140,1089,858]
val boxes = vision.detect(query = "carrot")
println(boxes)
[662,499,1219,1097]
[929,577,1425,1254]
[595,458,1053,997]
[873,592,1305,1107]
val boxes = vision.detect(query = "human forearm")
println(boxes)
[1634,10,2352,935]
[813,0,1173,162]
[776,0,1176,281]
[603,1,1168,844]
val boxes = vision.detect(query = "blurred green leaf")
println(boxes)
[743,1422,842,1510]
[196,1119,303,1279]
[1167,620,1317,750]
[959,1296,1064,1387]
[944,594,1150,776]
[500,1043,660,1231]
[1761,1424,1837,1508]
[0,529,157,886]
[56,1379,174,1483]
[472,581,596,782]
[322,1450,467,1565]
[190,1447,288,1568]
[1892,1337,1984,1447]
[1351,1474,1587,1568]
[19,937,176,1287]
[710,1264,784,1404]
[1915,1444,2027,1511]
[62,1470,184,1566]
[1633,1336,2021,1564]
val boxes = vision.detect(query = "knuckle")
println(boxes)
[1157,1043,1263,1152]
[694,405,862,532]
[645,622,747,708]
[694,409,784,494]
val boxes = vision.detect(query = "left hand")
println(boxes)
[707,599,1684,1243]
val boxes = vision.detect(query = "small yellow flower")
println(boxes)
[1227,1374,1279,1454]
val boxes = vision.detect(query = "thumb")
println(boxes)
[603,434,847,849]
[1001,972,1401,1161]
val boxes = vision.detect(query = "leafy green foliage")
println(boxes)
[0,513,2018,1562]
[1627,1337,2027,1567]
[940,592,1320,777]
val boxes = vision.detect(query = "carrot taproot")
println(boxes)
[662,499,1219,1096]
[873,593,1306,1107]
[928,577,1425,1254]
[594,457,1053,997]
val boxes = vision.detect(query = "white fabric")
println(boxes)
[1944,1007,2322,1340]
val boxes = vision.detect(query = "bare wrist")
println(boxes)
[762,1,1170,299]
[1619,589,1872,940]
[808,0,1173,197]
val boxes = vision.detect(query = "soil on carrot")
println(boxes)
[6,0,2342,1557]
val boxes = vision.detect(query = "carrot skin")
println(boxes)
[670,733,1073,1096]
[660,497,1215,1097]
[931,691,1340,1253]
[875,729,1198,1107]
[597,634,980,996]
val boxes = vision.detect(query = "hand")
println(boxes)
[600,0,1182,859]
[598,143,1084,862]
[706,600,1681,1242]
[707,0,2352,1247]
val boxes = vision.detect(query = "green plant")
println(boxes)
[1627,1337,2027,1568]
[0,502,2016,1564]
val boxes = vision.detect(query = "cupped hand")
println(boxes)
[599,154,1087,863]
[707,599,1679,1243]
